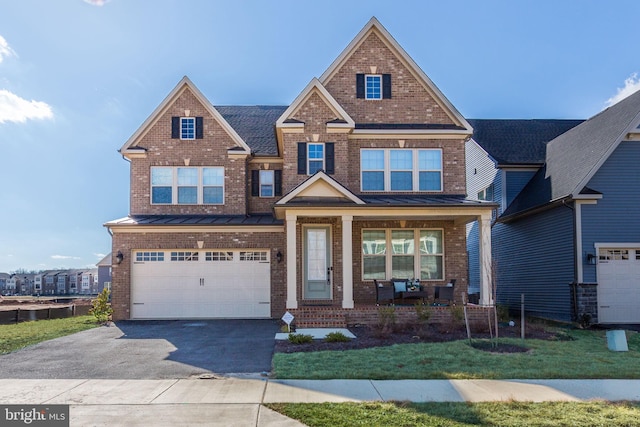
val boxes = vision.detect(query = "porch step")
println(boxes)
[289,308,347,328]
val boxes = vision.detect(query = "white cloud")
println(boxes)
[94,253,106,259]
[51,255,81,260]
[83,0,111,6]
[0,89,53,124]
[605,73,640,108]
[0,35,16,63]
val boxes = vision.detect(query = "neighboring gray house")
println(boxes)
[96,254,112,294]
[467,90,640,324]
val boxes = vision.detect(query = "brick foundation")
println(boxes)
[288,304,494,328]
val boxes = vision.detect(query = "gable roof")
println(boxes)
[276,171,365,207]
[319,17,472,134]
[502,89,640,219]
[545,89,640,201]
[120,76,251,156]
[468,119,583,165]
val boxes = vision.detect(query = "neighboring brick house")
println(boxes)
[105,17,496,323]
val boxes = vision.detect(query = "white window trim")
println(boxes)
[151,166,224,205]
[180,117,195,140]
[361,228,445,281]
[365,74,382,100]
[259,170,275,198]
[360,148,443,192]
[307,143,325,175]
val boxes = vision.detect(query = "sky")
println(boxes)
[0,0,639,273]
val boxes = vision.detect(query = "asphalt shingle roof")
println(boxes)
[468,119,583,165]
[502,90,640,218]
[215,106,287,156]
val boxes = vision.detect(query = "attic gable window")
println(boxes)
[366,75,382,99]
[181,117,195,140]
[171,116,204,140]
[356,73,391,99]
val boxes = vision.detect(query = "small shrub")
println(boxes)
[89,289,113,324]
[325,332,351,343]
[449,304,464,324]
[414,303,432,324]
[375,306,397,338]
[496,304,510,322]
[288,333,313,344]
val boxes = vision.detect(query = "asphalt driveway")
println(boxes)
[0,319,279,379]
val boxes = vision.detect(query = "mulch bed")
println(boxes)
[275,322,563,354]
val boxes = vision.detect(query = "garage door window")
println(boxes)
[206,251,233,261]
[136,251,164,262]
[599,249,629,261]
[240,251,268,261]
[171,251,199,261]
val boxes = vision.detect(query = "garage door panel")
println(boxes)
[597,248,640,323]
[131,250,271,319]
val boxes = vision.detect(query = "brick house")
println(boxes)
[105,17,495,324]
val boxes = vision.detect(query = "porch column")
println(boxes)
[478,213,493,306]
[341,215,354,308]
[286,213,298,309]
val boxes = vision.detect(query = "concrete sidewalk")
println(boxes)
[1,378,639,426]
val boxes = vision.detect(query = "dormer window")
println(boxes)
[171,116,204,140]
[356,74,392,99]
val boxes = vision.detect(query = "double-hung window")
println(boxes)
[297,142,335,175]
[362,228,444,280]
[365,75,382,100]
[171,116,203,140]
[361,149,442,192]
[356,73,391,99]
[308,143,324,174]
[259,170,274,197]
[151,167,224,205]
[180,117,195,140]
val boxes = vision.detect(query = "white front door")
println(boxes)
[304,226,332,299]
[597,247,640,323]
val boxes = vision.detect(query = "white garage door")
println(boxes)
[597,247,640,323]
[131,250,271,319]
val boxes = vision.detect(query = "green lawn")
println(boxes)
[272,329,640,379]
[0,315,98,354]
[267,401,640,427]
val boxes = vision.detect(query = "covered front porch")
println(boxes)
[274,175,495,326]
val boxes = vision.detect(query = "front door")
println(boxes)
[304,226,332,299]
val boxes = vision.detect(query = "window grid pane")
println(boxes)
[181,117,195,140]
[365,75,382,100]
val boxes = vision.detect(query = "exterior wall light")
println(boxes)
[115,250,124,265]
[276,251,283,263]
[586,253,597,265]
